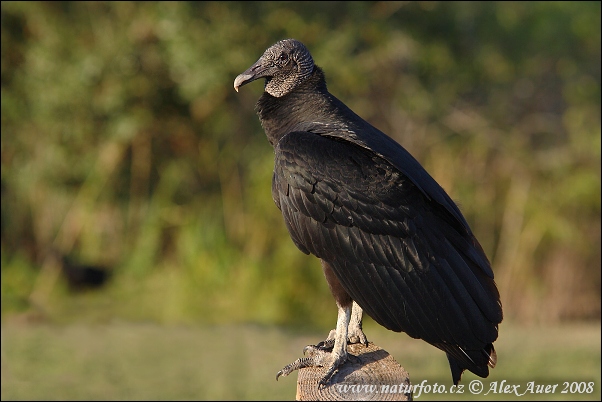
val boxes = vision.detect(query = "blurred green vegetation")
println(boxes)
[1,1,600,328]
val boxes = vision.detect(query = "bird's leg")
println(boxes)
[317,301,368,350]
[276,260,356,385]
[348,301,368,345]
[277,300,351,386]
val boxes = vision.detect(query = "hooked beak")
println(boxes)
[233,59,268,92]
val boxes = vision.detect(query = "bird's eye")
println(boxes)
[278,53,289,63]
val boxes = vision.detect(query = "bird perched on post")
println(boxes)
[234,39,503,386]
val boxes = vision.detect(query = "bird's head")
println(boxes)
[234,39,315,98]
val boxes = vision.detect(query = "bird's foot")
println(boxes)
[313,326,368,349]
[346,325,369,346]
[276,344,348,387]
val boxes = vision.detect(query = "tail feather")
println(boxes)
[446,353,465,385]
[441,343,496,385]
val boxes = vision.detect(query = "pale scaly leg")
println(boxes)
[316,301,368,350]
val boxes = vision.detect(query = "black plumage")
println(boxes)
[234,39,502,385]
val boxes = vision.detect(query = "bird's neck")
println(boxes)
[256,67,361,147]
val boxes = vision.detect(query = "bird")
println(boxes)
[234,39,503,386]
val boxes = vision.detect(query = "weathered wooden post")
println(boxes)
[295,342,412,401]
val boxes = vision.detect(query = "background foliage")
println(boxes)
[1,1,600,329]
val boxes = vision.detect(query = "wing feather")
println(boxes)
[273,129,501,353]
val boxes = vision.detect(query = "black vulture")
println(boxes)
[234,39,502,386]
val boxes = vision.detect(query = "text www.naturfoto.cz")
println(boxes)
[336,383,412,395]
[336,382,465,398]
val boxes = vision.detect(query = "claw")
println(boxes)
[278,303,356,384]
[277,346,347,384]
[276,356,313,380]
[318,364,338,387]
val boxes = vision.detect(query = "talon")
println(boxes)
[276,368,290,381]
[318,367,337,387]
[277,304,354,384]
[276,356,314,381]
[276,344,347,384]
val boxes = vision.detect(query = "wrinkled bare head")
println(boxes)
[234,39,314,97]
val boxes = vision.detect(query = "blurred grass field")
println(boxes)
[1,320,599,401]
